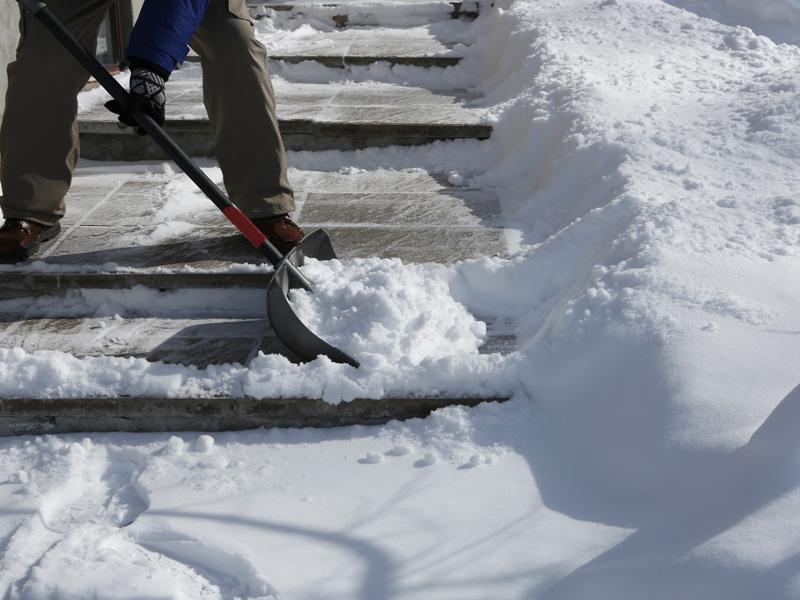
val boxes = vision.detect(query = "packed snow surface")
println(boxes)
[4,0,800,597]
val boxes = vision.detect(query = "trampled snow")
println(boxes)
[3,0,800,597]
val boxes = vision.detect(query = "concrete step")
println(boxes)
[0,395,508,436]
[0,166,515,295]
[78,80,491,159]
[0,316,514,368]
[261,23,465,68]
[0,313,514,435]
[0,317,295,367]
[248,0,479,27]
[267,53,461,69]
[187,25,464,68]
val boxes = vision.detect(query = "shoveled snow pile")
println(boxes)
[3,0,800,597]
[289,258,488,367]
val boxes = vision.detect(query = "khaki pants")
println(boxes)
[0,0,294,226]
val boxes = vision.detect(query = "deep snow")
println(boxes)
[2,0,800,597]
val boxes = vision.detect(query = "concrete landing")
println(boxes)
[0,395,508,436]
[78,80,491,159]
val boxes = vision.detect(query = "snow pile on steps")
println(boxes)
[460,2,800,594]
[459,0,800,495]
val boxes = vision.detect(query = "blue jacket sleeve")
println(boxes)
[126,0,210,77]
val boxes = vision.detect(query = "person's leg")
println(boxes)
[189,0,295,220]
[0,0,113,227]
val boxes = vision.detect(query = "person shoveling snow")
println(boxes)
[2,0,361,366]
[0,0,303,263]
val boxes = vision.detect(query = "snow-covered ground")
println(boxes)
[3,0,800,597]
[666,0,800,44]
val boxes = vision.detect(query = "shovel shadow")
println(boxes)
[38,232,259,270]
[141,319,302,368]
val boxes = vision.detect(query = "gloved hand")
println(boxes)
[105,62,167,136]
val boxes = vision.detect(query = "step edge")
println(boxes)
[0,396,511,434]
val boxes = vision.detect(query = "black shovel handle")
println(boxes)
[18,0,314,291]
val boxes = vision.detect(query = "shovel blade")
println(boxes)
[266,230,360,368]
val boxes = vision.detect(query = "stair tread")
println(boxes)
[0,394,509,435]
[0,316,515,367]
[259,24,462,62]
[188,24,466,64]
[0,167,515,283]
[79,80,485,128]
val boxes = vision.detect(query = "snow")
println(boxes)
[77,72,130,113]
[290,258,488,369]
[361,451,384,463]
[193,434,216,453]
[0,402,629,599]
[665,0,800,44]
[3,0,800,597]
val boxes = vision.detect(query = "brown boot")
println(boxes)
[0,219,62,263]
[251,214,305,256]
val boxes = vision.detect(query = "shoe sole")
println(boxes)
[0,222,62,264]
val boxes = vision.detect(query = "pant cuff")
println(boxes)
[237,193,296,219]
[0,207,62,227]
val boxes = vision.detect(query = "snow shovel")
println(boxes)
[18,0,360,368]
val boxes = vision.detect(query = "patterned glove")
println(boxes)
[105,63,167,136]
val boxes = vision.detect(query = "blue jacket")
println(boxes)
[126,0,210,77]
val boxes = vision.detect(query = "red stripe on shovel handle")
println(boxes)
[223,206,268,248]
